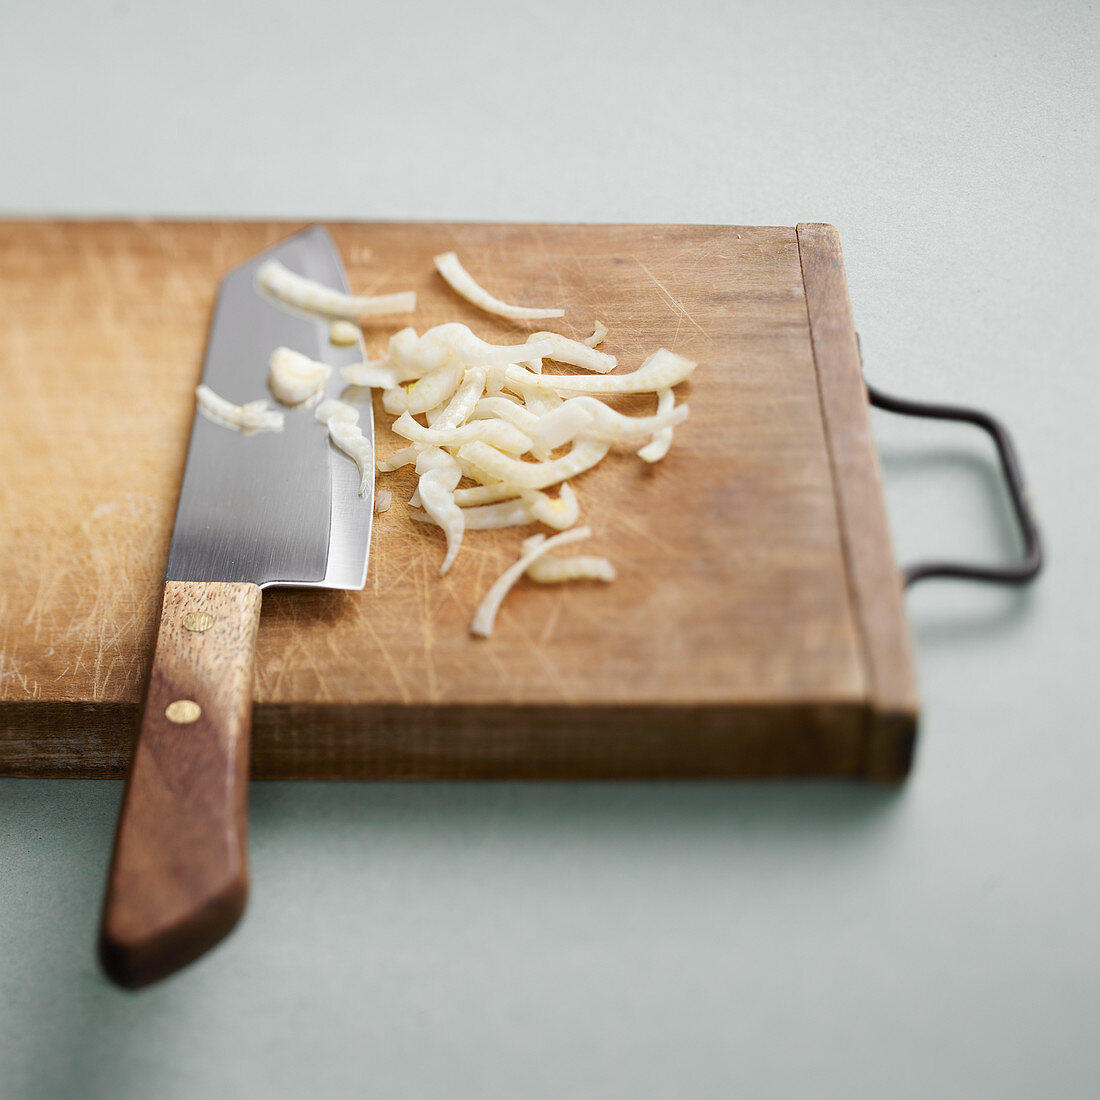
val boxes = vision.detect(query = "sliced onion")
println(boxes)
[330,320,361,346]
[453,482,523,507]
[583,321,609,349]
[471,397,541,434]
[527,402,595,452]
[267,347,331,407]
[331,422,375,495]
[416,482,579,533]
[506,348,696,395]
[392,411,533,454]
[416,452,463,575]
[458,435,610,490]
[502,374,563,416]
[432,367,487,430]
[415,446,459,475]
[340,361,401,389]
[376,443,422,472]
[485,362,509,395]
[526,556,616,583]
[454,452,504,486]
[381,385,411,416]
[523,482,579,530]
[638,388,676,462]
[196,384,284,434]
[527,331,617,373]
[434,251,564,321]
[390,323,554,376]
[413,498,534,531]
[520,531,615,583]
[406,364,465,415]
[257,259,415,322]
[423,401,449,427]
[541,395,688,447]
[355,293,697,623]
[315,397,358,425]
[470,526,593,636]
[316,399,373,496]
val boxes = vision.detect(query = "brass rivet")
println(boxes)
[165,700,202,724]
[182,611,216,632]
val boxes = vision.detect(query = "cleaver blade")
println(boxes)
[99,226,374,989]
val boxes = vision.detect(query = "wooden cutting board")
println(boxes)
[0,220,917,781]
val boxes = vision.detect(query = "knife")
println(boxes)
[99,226,373,989]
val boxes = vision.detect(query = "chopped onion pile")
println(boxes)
[209,246,699,636]
[196,384,284,434]
[343,314,696,633]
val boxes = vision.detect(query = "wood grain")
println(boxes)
[99,580,261,988]
[0,220,916,780]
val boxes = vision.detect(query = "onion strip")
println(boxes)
[381,385,411,416]
[316,399,373,496]
[527,331,617,373]
[419,467,464,574]
[392,412,533,454]
[413,498,534,531]
[471,526,593,637]
[196,384,284,434]
[267,347,331,407]
[532,395,688,448]
[525,556,616,583]
[257,259,415,322]
[434,251,564,321]
[453,482,523,507]
[391,323,554,375]
[432,367,487,430]
[406,364,465,415]
[330,320,361,346]
[519,535,615,581]
[506,348,696,395]
[471,397,541,434]
[523,483,579,530]
[376,443,422,472]
[340,361,401,389]
[638,388,677,462]
[583,321,609,349]
[458,436,611,490]
[414,450,464,575]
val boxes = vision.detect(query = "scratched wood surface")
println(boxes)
[0,220,916,780]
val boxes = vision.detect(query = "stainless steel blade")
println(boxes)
[165,226,374,589]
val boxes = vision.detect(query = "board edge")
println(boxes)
[3,700,869,781]
[796,222,919,782]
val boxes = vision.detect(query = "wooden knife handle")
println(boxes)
[99,580,262,989]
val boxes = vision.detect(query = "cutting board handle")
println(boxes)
[99,580,262,989]
[863,375,1043,587]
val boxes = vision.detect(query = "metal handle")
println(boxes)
[864,380,1043,589]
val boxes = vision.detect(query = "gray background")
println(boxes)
[1,0,1098,1096]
